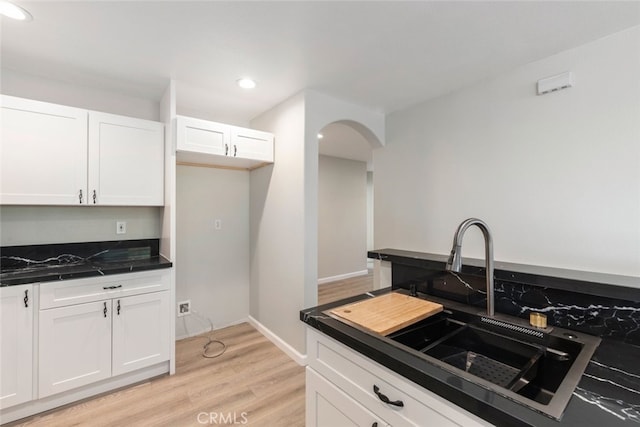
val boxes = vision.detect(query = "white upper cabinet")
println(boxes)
[0,95,165,206]
[88,112,164,205]
[1,95,88,205]
[176,115,273,170]
[176,115,229,157]
[231,127,274,162]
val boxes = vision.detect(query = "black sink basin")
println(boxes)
[387,308,600,420]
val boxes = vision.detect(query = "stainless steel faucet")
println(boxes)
[445,218,495,317]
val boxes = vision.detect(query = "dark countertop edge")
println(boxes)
[0,256,172,287]
[301,291,638,427]
[368,248,640,302]
[301,296,530,427]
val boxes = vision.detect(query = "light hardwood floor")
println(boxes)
[7,323,305,427]
[7,272,373,427]
[318,270,374,305]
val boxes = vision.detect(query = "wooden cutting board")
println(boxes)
[329,292,443,336]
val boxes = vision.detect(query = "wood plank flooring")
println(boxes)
[7,323,305,427]
[317,270,374,305]
[7,273,373,427]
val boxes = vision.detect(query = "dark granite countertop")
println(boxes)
[301,290,640,426]
[1,239,172,286]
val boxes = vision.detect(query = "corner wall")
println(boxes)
[249,90,384,356]
[375,26,640,278]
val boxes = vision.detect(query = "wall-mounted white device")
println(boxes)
[537,71,574,95]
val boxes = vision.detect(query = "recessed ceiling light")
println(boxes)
[0,1,33,21]
[317,133,324,139]
[237,78,256,89]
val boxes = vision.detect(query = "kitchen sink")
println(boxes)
[387,309,600,420]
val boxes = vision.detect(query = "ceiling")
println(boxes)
[2,1,639,163]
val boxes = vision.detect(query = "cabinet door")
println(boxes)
[230,127,273,163]
[0,285,33,409]
[176,116,229,157]
[306,368,387,427]
[112,291,170,376]
[88,112,164,206]
[39,300,112,398]
[0,95,88,205]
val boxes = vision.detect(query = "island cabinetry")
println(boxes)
[0,284,33,409]
[176,115,273,170]
[38,271,170,398]
[307,367,389,427]
[1,95,164,206]
[306,328,491,427]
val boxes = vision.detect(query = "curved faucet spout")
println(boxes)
[445,218,495,317]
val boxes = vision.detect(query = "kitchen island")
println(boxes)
[301,250,640,426]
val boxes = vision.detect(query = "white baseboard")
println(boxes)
[318,269,368,285]
[248,316,308,366]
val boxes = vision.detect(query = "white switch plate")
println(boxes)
[116,221,127,234]
[214,219,222,230]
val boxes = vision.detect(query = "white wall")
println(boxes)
[175,165,250,338]
[250,93,307,354]
[318,155,368,280]
[250,90,384,356]
[375,26,640,278]
[1,68,159,121]
[0,206,162,246]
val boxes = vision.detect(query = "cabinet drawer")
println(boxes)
[306,367,388,427]
[40,270,170,309]
[307,328,490,427]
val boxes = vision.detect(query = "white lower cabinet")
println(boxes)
[39,300,112,397]
[112,291,170,376]
[0,284,34,409]
[38,270,171,399]
[307,368,388,427]
[306,328,492,427]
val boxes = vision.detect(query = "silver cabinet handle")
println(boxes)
[103,302,107,318]
[79,189,83,204]
[103,285,122,290]
[24,290,29,307]
[92,190,97,204]
[233,144,237,157]
[225,144,229,155]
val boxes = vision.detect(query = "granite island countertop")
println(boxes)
[301,289,640,426]
[0,239,172,286]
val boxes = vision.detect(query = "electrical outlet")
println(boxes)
[116,221,127,234]
[178,300,191,317]
[214,219,222,230]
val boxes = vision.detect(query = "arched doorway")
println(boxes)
[316,120,380,304]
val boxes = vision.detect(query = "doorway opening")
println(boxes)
[317,120,377,305]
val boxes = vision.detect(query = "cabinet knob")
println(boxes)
[233,144,237,157]
[103,302,108,318]
[24,289,29,308]
[79,189,83,204]
[92,190,97,204]
[373,384,404,407]
[117,300,121,315]
[225,143,229,156]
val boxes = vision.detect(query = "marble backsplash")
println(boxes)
[392,263,640,347]
[1,239,159,271]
